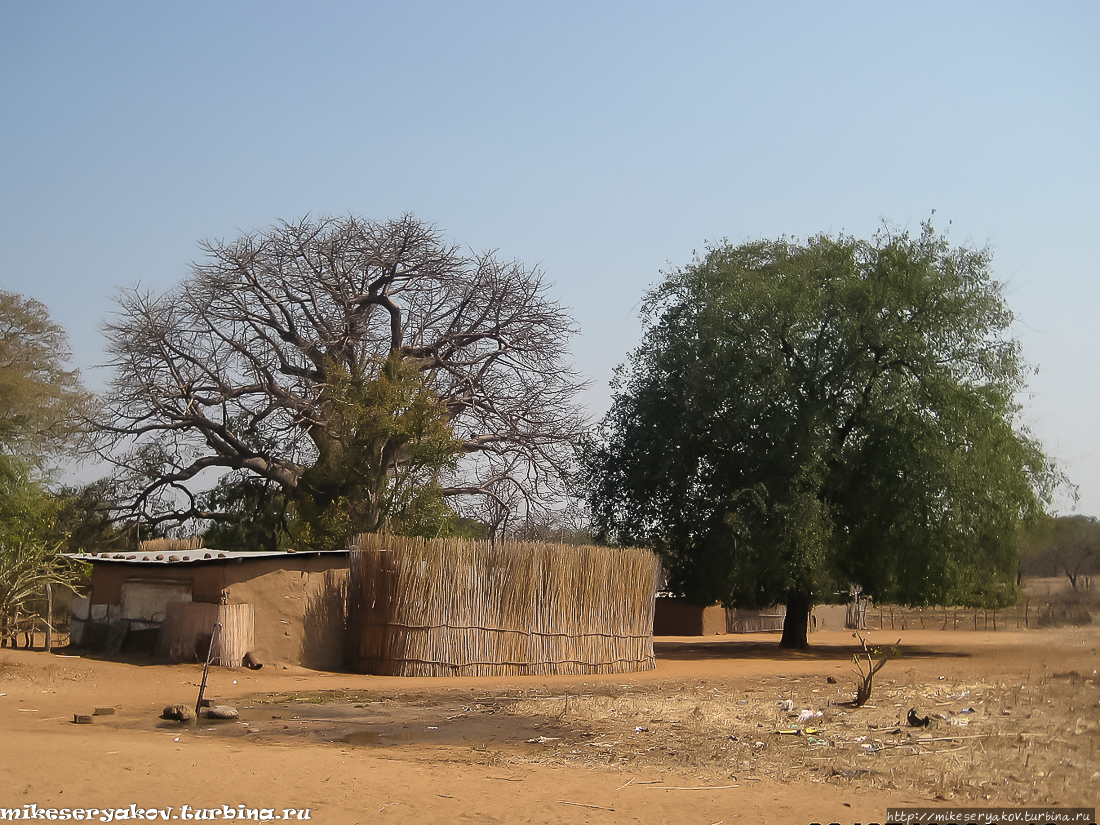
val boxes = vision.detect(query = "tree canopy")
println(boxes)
[96,215,587,547]
[581,223,1058,647]
[0,289,91,464]
[0,288,89,626]
[1019,514,1098,590]
[0,456,84,628]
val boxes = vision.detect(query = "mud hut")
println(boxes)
[70,546,348,669]
[651,597,851,635]
[652,598,786,635]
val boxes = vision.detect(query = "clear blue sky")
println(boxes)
[2,2,1097,514]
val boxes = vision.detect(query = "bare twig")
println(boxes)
[558,801,615,811]
[644,784,741,791]
[852,634,901,707]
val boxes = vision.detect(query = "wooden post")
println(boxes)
[195,621,221,717]
[45,584,53,653]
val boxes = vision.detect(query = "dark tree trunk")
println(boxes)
[779,589,812,649]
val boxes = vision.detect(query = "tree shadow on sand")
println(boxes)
[653,638,971,663]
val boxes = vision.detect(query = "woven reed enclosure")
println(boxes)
[346,535,661,676]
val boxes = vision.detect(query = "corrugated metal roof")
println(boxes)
[70,548,349,565]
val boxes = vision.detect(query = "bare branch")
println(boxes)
[95,215,588,534]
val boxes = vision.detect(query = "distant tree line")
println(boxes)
[1019,514,1098,590]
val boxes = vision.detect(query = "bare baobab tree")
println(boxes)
[96,215,587,546]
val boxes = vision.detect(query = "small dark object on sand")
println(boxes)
[243,651,263,670]
[907,708,931,727]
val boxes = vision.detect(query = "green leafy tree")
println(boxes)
[0,289,91,463]
[0,457,83,635]
[1020,514,1098,590]
[581,223,1058,648]
[54,478,135,554]
[0,289,89,636]
[292,355,466,549]
[198,356,465,551]
[200,472,291,553]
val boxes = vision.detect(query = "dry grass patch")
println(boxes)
[493,669,1100,804]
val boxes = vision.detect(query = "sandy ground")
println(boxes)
[1,627,1097,824]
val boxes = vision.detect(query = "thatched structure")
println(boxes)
[346,535,660,676]
[156,602,254,665]
[138,537,204,554]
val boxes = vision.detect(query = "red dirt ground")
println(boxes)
[1,626,1097,824]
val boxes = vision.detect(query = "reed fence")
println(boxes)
[138,537,204,554]
[346,535,660,676]
[157,602,254,666]
[862,600,1095,632]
